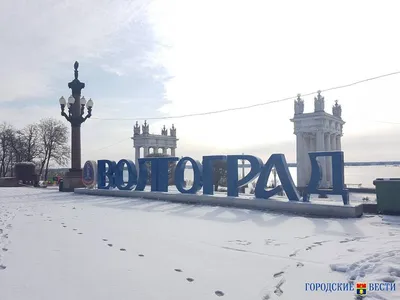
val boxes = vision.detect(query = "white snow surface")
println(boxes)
[0,187,399,300]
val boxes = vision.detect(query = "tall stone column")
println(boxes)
[336,135,342,151]
[171,148,176,157]
[316,130,327,187]
[144,147,149,157]
[316,130,325,150]
[304,134,312,184]
[296,133,307,187]
[135,146,140,169]
[331,134,337,151]
[162,147,167,155]
[325,133,332,186]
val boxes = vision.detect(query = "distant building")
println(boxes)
[290,91,345,189]
[131,121,179,167]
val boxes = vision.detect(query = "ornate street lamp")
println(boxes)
[58,61,94,192]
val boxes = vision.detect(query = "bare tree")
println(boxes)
[22,123,40,162]
[8,129,23,163]
[37,118,70,180]
[0,122,14,177]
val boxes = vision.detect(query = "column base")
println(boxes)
[60,169,84,192]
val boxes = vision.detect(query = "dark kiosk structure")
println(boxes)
[58,61,94,192]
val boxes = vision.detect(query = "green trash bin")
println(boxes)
[59,179,64,192]
[373,178,400,215]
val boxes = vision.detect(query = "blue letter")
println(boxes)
[97,160,116,189]
[202,155,227,195]
[174,157,203,194]
[304,151,349,204]
[343,283,354,291]
[227,155,263,197]
[156,156,179,192]
[308,283,316,291]
[115,159,137,190]
[255,154,300,201]
[135,158,159,191]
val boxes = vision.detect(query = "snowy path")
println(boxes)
[0,187,399,300]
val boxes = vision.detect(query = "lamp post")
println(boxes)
[58,61,94,192]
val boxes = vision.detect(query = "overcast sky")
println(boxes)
[0,0,399,165]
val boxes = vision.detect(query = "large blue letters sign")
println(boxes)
[93,151,349,204]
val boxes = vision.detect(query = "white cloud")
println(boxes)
[0,0,151,101]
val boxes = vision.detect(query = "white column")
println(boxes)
[310,135,316,151]
[303,134,312,186]
[144,147,149,157]
[331,134,337,151]
[135,146,140,169]
[316,130,327,187]
[163,147,167,155]
[325,133,332,186]
[171,148,176,157]
[316,130,325,150]
[336,134,342,151]
[296,133,306,187]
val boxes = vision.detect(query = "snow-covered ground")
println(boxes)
[0,187,399,300]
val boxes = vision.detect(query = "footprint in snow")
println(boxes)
[273,271,284,278]
[339,237,362,243]
[2,248,8,252]
[186,278,194,282]
[228,239,251,246]
[138,254,144,257]
[174,268,183,272]
[107,244,113,247]
[274,278,285,296]
[102,238,108,241]
[120,248,126,252]
[215,291,225,297]
[0,265,6,270]
[313,241,325,246]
